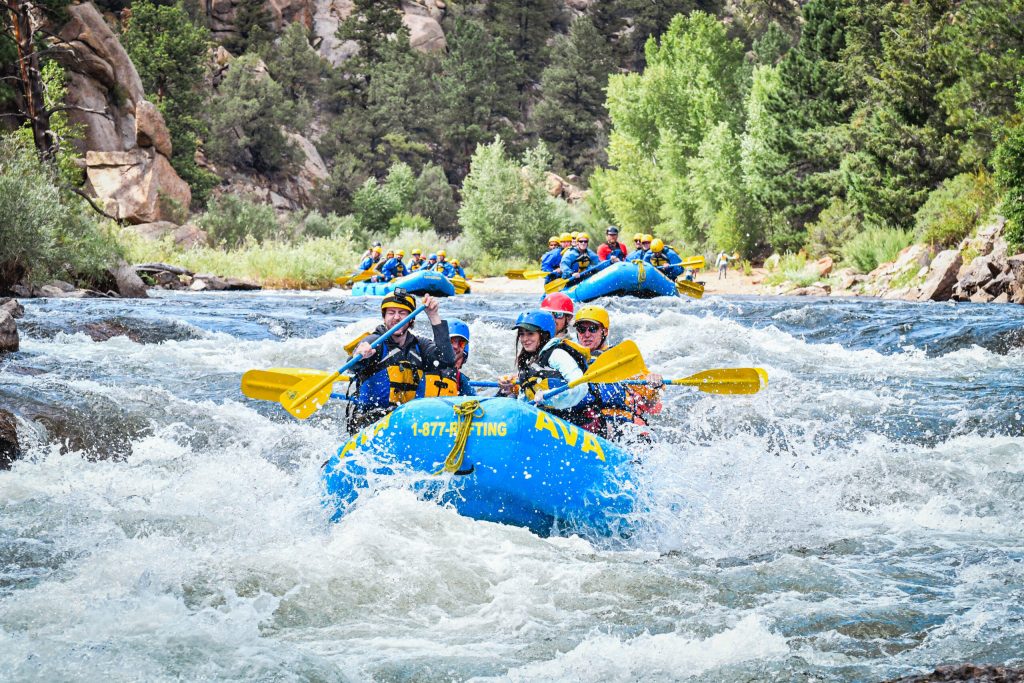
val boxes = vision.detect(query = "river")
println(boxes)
[2,291,1023,681]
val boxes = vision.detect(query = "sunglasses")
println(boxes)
[576,323,602,334]
[578,239,589,243]
[551,312,568,319]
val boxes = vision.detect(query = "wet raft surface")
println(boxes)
[1,291,1023,681]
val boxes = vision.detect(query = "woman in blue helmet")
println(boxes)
[497,310,596,428]
[417,318,476,397]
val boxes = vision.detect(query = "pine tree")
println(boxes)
[743,0,854,249]
[481,0,558,86]
[224,1,274,55]
[122,0,215,204]
[432,17,522,183]
[336,0,404,68]
[531,16,615,178]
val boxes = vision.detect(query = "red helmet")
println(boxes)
[540,292,574,316]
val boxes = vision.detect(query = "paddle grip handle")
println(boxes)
[335,304,427,376]
[469,381,501,388]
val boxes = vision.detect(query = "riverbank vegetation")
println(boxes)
[2,0,1024,291]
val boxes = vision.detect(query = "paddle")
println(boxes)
[241,368,350,402]
[505,269,551,280]
[281,304,427,419]
[676,279,705,299]
[621,367,767,395]
[544,260,611,294]
[451,276,471,294]
[535,341,648,405]
[334,266,379,287]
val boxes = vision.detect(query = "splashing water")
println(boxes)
[2,291,1023,681]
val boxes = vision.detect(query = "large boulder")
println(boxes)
[312,0,447,65]
[135,100,172,157]
[403,12,446,53]
[918,250,963,301]
[0,310,18,353]
[86,149,192,224]
[0,409,19,470]
[0,297,24,319]
[57,3,145,153]
[107,261,149,298]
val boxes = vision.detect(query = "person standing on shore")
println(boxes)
[716,251,731,280]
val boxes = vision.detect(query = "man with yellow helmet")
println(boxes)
[434,249,455,278]
[643,238,685,279]
[540,236,563,281]
[358,245,383,272]
[449,258,466,278]
[559,231,601,284]
[573,305,664,440]
[347,291,455,431]
[629,234,654,263]
[408,248,426,271]
[380,249,408,281]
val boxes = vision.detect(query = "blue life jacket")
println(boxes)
[559,248,600,276]
[381,258,408,281]
[540,247,562,272]
[628,249,647,263]
[450,265,466,279]
[435,261,455,278]
[358,255,376,271]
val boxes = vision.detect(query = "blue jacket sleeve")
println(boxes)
[559,250,579,274]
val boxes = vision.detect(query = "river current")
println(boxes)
[1,291,1023,681]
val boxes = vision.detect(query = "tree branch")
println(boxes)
[64,185,125,226]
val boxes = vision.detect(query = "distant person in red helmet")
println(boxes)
[540,292,574,338]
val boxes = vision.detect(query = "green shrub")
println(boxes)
[913,171,997,247]
[301,211,356,239]
[807,198,862,258]
[409,164,458,234]
[388,212,433,234]
[199,194,280,248]
[763,251,820,286]
[994,105,1024,251]
[0,136,121,289]
[459,138,567,261]
[840,226,916,273]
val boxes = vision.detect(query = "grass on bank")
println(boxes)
[119,228,533,288]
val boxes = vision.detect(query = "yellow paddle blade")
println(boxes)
[347,268,378,284]
[669,368,767,395]
[241,368,347,402]
[676,280,705,299]
[333,270,355,286]
[680,255,706,270]
[544,277,568,293]
[281,371,341,420]
[505,269,526,280]
[343,332,370,355]
[506,269,549,280]
[571,340,648,388]
[451,276,471,294]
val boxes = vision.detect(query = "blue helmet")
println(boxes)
[514,311,556,338]
[448,318,470,359]
[428,253,438,261]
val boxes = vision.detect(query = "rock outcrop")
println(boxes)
[885,663,1024,682]
[0,309,19,353]
[0,409,19,470]
[312,0,446,65]
[918,250,962,301]
[57,3,191,223]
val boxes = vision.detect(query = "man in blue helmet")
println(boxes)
[418,318,475,397]
[347,290,455,431]
[424,253,439,272]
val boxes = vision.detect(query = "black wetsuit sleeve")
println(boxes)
[352,333,384,379]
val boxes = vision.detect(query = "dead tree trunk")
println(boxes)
[4,0,56,160]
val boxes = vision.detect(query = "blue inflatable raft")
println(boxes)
[351,270,456,297]
[322,397,638,536]
[563,261,677,302]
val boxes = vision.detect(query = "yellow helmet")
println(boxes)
[570,231,579,239]
[381,291,416,313]
[412,248,422,256]
[372,246,382,253]
[397,249,405,257]
[575,305,609,330]
[559,232,572,242]
[549,236,560,245]
[452,258,460,266]
[632,233,643,242]
[437,249,447,257]
[642,234,653,243]
[650,238,665,253]
[576,232,590,242]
